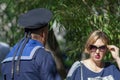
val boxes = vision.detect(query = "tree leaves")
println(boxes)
[0,0,120,66]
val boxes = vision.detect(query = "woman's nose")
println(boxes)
[96,49,100,53]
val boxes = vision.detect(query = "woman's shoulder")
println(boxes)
[104,61,120,71]
[104,61,114,67]
[67,61,81,77]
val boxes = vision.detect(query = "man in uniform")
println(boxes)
[1,8,61,80]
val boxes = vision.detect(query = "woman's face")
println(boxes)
[89,39,107,62]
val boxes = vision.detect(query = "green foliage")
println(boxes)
[0,0,120,67]
[56,0,120,61]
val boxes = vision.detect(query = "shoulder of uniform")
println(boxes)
[2,46,43,63]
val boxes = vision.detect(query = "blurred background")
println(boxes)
[0,0,120,79]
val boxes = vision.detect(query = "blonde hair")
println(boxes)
[84,30,109,54]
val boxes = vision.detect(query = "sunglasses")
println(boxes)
[89,45,107,52]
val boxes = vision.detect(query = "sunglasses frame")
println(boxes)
[89,45,107,52]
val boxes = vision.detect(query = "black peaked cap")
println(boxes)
[18,8,52,29]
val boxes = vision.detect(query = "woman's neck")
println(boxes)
[82,59,104,72]
[92,59,104,67]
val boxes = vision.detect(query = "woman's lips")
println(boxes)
[95,54,100,59]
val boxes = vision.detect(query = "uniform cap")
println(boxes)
[18,8,52,29]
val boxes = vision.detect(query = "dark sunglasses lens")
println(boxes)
[89,45,97,51]
[99,46,106,51]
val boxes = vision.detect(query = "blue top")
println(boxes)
[67,61,120,80]
[1,39,61,80]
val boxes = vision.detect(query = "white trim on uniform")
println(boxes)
[2,46,43,63]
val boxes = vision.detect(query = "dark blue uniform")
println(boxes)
[2,39,61,80]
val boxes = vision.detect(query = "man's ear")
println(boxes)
[39,31,45,38]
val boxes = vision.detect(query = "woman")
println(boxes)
[67,30,120,80]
